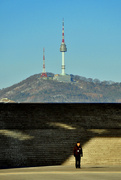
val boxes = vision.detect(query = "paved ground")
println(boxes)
[0,166,121,180]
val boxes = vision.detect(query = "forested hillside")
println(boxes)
[0,73,121,102]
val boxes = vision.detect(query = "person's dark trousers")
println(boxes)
[75,156,81,168]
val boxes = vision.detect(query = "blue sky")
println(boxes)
[0,0,121,89]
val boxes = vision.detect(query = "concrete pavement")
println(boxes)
[0,166,121,180]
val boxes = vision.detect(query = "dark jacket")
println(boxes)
[73,145,83,157]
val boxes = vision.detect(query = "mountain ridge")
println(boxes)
[0,73,121,102]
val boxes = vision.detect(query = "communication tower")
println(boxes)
[60,18,67,75]
[41,48,47,78]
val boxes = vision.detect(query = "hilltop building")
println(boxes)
[0,98,15,103]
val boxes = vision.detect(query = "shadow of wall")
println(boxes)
[0,103,121,168]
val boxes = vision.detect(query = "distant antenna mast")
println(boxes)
[41,48,47,77]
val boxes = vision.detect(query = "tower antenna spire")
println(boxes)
[60,18,67,75]
[41,48,47,78]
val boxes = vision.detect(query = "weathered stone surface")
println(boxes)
[0,103,121,168]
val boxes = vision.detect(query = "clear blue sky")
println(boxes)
[0,0,121,89]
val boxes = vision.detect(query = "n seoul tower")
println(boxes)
[53,19,71,82]
[60,18,67,75]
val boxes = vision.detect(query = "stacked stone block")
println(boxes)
[0,103,121,168]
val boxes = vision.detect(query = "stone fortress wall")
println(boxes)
[0,103,121,169]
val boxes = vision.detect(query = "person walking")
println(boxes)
[73,142,83,168]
